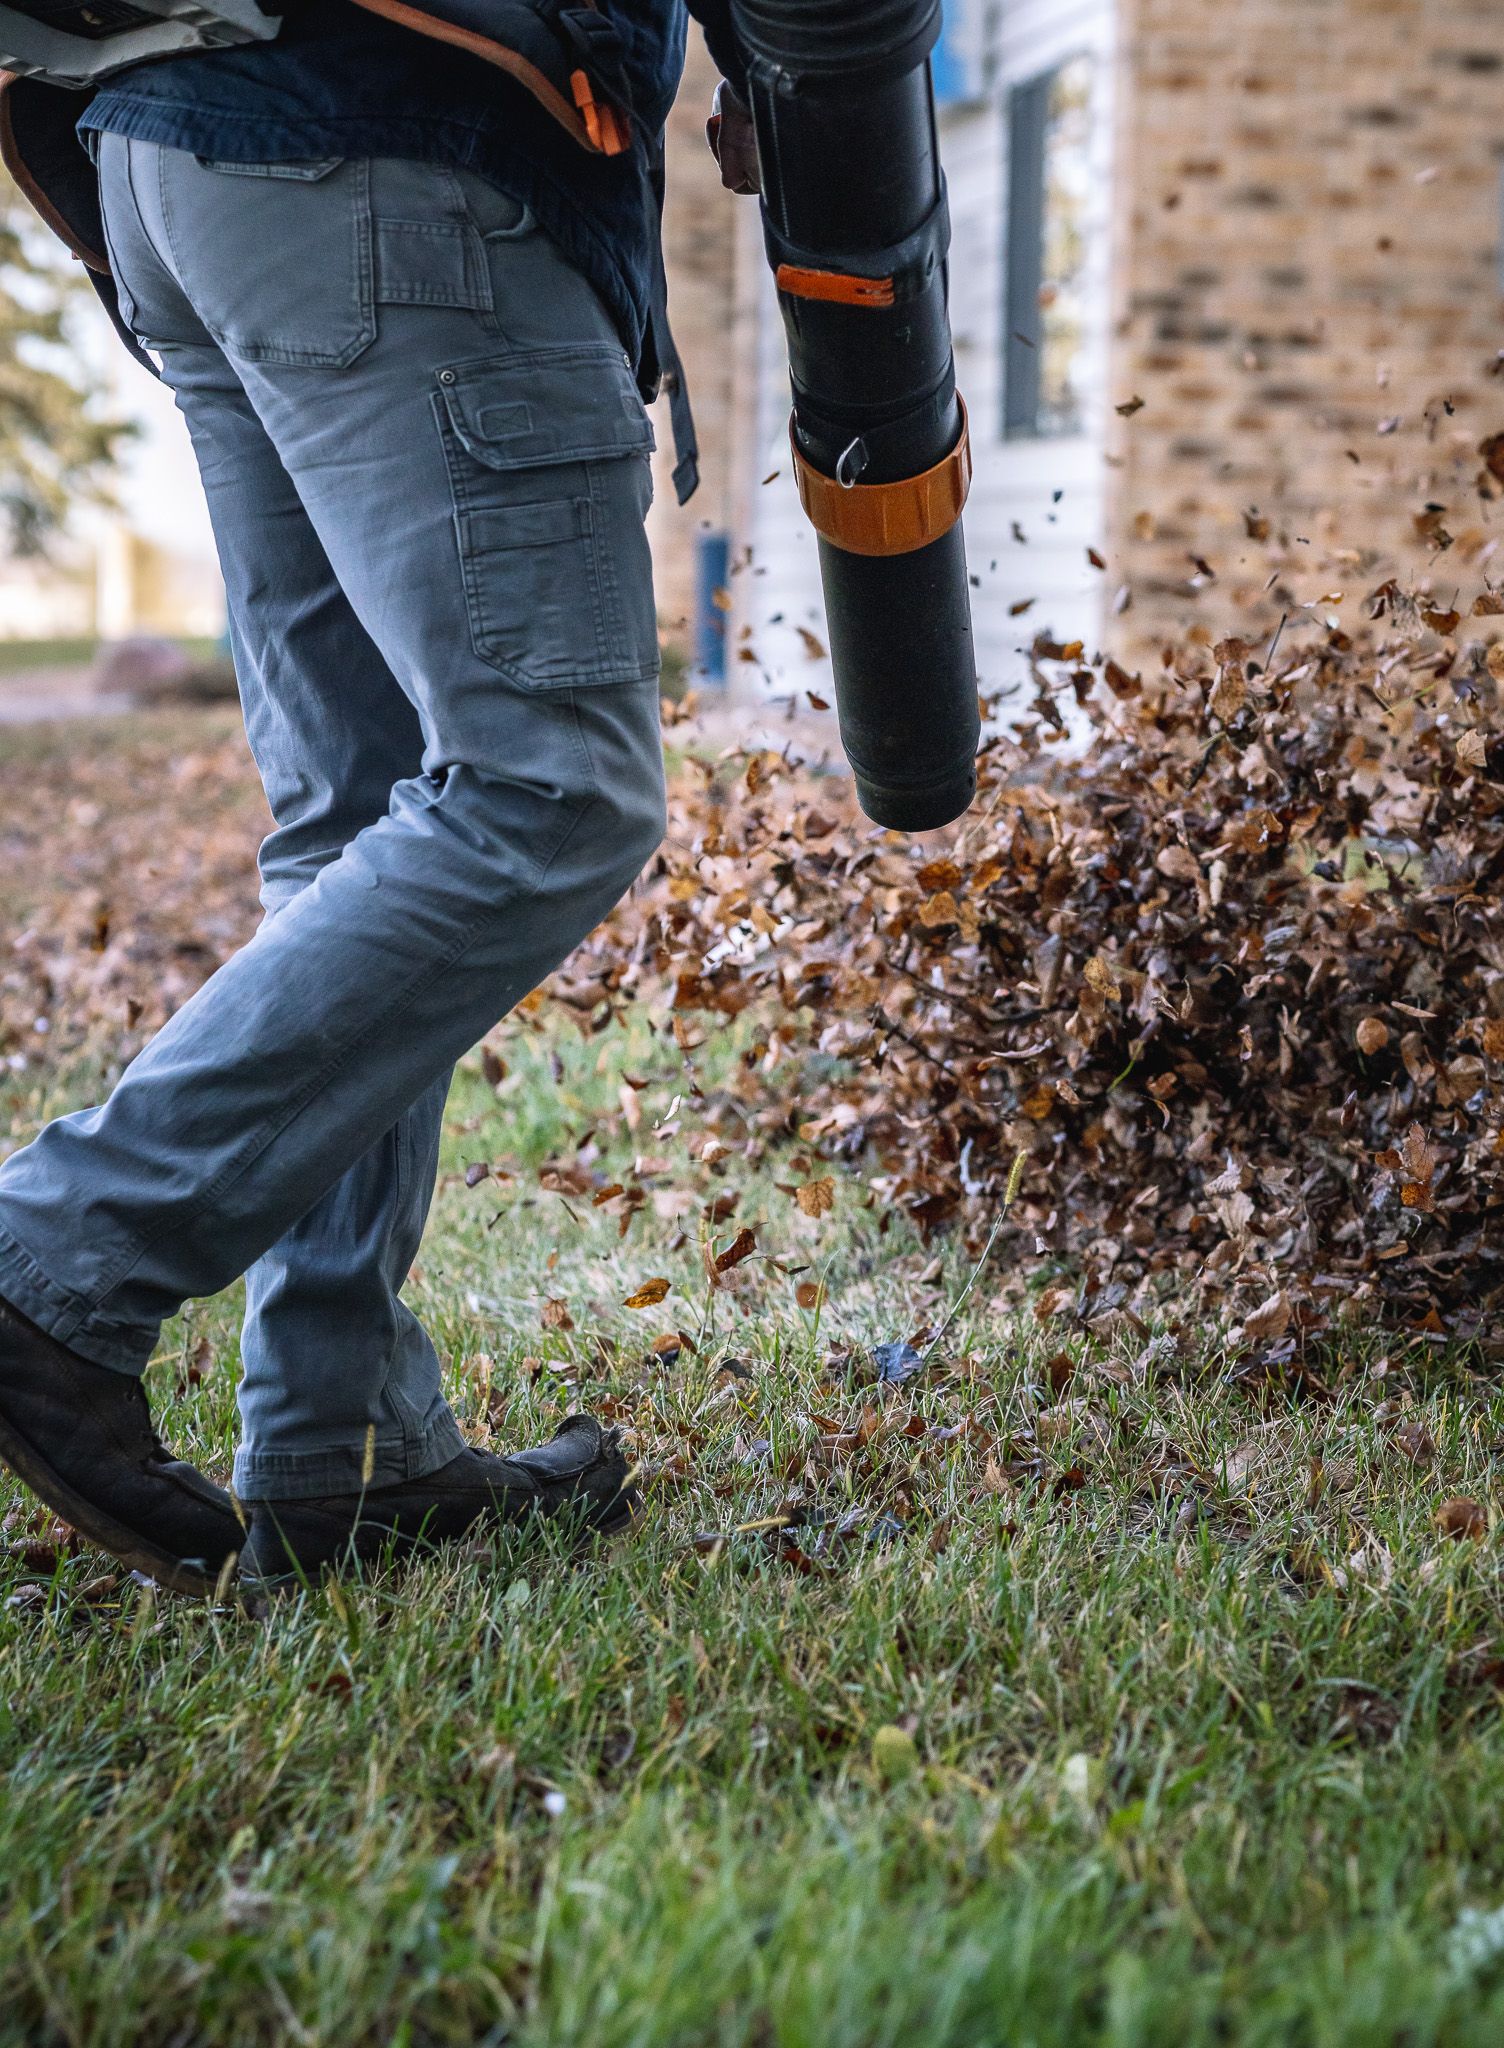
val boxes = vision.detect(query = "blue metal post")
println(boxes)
[691,528,731,687]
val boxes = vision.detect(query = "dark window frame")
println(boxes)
[1003,58,1092,442]
[1003,70,1051,439]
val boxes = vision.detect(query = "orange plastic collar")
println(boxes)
[790,398,972,558]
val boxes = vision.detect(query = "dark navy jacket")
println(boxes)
[2,0,740,382]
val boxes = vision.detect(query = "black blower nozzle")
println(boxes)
[731,0,980,832]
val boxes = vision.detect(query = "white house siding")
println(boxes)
[725,203,835,705]
[731,0,1118,703]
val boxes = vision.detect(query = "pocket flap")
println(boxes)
[467,496,589,552]
[198,158,343,180]
[437,344,655,469]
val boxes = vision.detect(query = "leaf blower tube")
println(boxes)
[731,0,979,832]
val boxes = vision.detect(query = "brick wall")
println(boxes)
[646,34,740,650]
[1105,0,1504,665]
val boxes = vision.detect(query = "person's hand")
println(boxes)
[706,81,760,196]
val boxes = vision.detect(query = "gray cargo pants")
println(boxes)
[0,139,666,1498]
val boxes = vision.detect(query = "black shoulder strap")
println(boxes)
[638,130,700,504]
[549,2,700,501]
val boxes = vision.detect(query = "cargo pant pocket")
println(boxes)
[435,342,659,692]
[369,158,494,311]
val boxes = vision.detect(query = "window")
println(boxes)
[931,0,968,105]
[1004,55,1093,439]
[932,0,979,105]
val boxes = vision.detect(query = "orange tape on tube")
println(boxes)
[775,262,897,308]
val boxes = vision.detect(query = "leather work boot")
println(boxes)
[239,1415,636,1589]
[0,1296,243,1596]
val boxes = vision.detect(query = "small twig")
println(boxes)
[921,1150,1028,1364]
[1187,731,1227,793]
[887,957,1004,1032]
[871,1007,964,1083]
[953,772,1012,865]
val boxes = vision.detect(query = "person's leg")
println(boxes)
[239,1073,455,1496]
[177,344,464,1496]
[0,145,666,1509]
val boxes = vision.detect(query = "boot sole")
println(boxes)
[0,1405,233,1599]
[590,1485,639,1538]
[240,1483,642,1596]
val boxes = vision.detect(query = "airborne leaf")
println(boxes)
[624,1278,671,1309]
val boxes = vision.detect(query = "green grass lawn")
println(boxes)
[0,638,228,676]
[0,637,100,676]
[4,719,1504,2044]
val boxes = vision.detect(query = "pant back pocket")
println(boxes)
[162,154,375,368]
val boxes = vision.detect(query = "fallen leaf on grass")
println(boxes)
[1393,1417,1437,1466]
[980,1454,1013,1496]
[1047,1351,1076,1395]
[1437,1496,1487,1540]
[873,1340,925,1385]
[871,1724,919,1785]
[1237,1291,1292,1345]
[1036,1400,1106,1448]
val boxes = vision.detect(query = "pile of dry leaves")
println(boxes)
[564,591,1504,1352]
